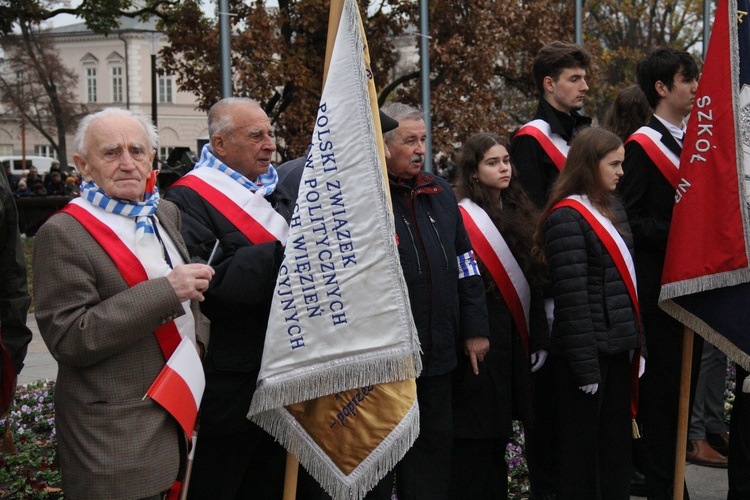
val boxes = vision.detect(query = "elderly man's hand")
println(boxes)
[167,264,215,302]
[464,336,490,375]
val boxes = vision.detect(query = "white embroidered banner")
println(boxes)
[247,0,421,497]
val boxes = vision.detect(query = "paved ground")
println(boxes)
[18,314,730,499]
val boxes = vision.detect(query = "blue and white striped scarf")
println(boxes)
[195,144,278,195]
[80,179,168,276]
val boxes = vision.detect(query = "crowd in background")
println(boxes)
[4,161,81,198]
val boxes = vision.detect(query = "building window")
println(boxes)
[86,67,97,103]
[111,66,123,103]
[0,145,12,156]
[158,74,173,104]
[159,146,174,160]
[34,145,56,158]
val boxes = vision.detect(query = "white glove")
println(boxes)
[530,349,548,372]
[639,355,646,378]
[579,383,599,394]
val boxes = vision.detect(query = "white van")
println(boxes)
[1,156,57,177]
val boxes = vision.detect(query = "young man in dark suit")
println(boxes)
[617,47,701,500]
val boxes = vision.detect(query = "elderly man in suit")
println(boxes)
[33,108,214,500]
[166,97,295,499]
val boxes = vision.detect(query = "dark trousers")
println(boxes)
[365,373,453,500]
[553,352,632,500]
[728,364,750,499]
[525,357,558,497]
[636,310,702,500]
[186,423,286,500]
[449,437,508,499]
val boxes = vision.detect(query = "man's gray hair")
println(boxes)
[208,97,262,139]
[73,108,158,156]
[380,102,423,144]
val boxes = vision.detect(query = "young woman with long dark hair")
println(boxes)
[450,133,549,498]
[534,126,644,499]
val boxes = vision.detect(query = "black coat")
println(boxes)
[165,182,296,436]
[616,116,681,315]
[390,172,489,377]
[543,199,640,386]
[0,166,32,376]
[510,99,592,209]
[452,217,549,439]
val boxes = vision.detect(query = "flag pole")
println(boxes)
[672,327,694,500]
[178,427,199,500]
[280,2,346,499]
[323,0,345,90]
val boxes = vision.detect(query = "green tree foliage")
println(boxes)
[584,0,708,120]
[1,0,711,161]
[0,0,179,36]
[159,0,411,160]
[390,0,576,154]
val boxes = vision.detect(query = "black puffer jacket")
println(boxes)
[543,198,640,386]
[390,172,489,377]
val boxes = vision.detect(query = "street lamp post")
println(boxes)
[149,32,162,129]
[149,32,162,170]
[17,72,26,170]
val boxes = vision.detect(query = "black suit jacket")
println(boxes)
[617,116,682,314]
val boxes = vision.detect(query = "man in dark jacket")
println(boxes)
[364,102,490,500]
[0,163,32,411]
[166,97,295,499]
[508,40,592,500]
[617,47,702,500]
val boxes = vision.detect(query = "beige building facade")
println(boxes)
[0,17,208,166]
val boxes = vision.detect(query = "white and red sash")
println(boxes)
[60,199,203,437]
[551,194,642,417]
[172,168,289,245]
[458,199,531,355]
[626,126,681,189]
[514,119,570,171]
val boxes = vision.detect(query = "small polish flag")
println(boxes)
[146,336,205,436]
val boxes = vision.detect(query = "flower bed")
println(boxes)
[0,381,61,499]
[0,365,737,499]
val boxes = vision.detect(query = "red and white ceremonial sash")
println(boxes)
[60,200,203,436]
[458,199,531,355]
[514,119,569,171]
[626,126,680,189]
[552,194,642,417]
[172,168,289,245]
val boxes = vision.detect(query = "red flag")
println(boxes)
[659,0,750,371]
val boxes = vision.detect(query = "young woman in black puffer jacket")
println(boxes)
[534,127,645,500]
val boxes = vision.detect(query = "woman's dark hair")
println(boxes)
[533,127,623,259]
[602,85,652,141]
[455,132,544,285]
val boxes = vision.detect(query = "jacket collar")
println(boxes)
[648,115,683,157]
[534,99,592,142]
[388,171,443,195]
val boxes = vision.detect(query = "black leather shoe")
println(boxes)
[630,468,648,497]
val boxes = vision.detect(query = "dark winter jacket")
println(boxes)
[543,198,640,386]
[617,116,681,315]
[165,182,295,436]
[453,228,548,439]
[390,172,489,377]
